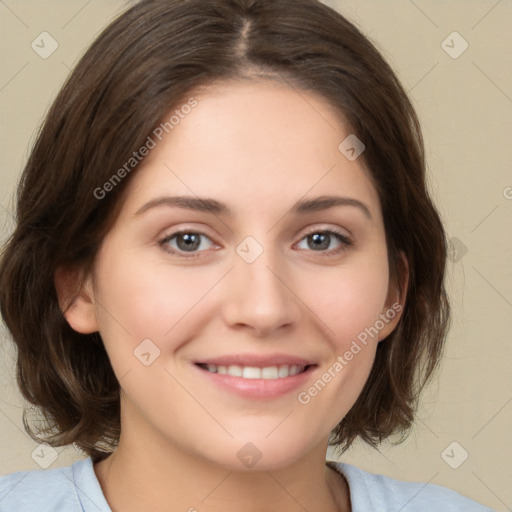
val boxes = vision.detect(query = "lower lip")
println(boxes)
[193,364,316,400]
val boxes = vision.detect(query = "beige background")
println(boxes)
[0,1,510,510]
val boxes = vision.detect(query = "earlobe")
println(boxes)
[54,266,99,334]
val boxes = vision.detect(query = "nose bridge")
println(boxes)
[221,237,300,335]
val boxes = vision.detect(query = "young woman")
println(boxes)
[0,0,495,510]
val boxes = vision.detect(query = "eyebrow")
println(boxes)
[135,194,372,220]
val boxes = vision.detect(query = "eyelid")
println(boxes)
[299,224,351,240]
[158,223,217,244]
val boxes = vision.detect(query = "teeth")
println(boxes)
[261,366,278,379]
[202,364,306,379]
[242,367,262,379]
[227,364,243,377]
[278,365,290,378]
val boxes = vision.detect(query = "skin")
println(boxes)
[59,79,407,512]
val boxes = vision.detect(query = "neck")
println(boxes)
[94,428,350,512]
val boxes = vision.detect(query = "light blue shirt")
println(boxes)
[0,457,495,511]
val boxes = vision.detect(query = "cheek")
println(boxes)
[301,252,390,349]
[291,261,389,434]
[92,249,220,365]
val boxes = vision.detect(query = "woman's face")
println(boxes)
[76,79,403,470]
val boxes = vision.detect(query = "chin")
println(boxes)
[192,430,321,472]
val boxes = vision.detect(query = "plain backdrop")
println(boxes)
[0,1,511,510]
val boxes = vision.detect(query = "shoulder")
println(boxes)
[0,461,78,512]
[0,457,110,512]
[328,461,496,512]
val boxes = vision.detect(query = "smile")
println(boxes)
[193,359,318,399]
[196,363,309,379]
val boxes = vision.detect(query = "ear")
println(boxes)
[378,250,409,341]
[54,266,99,334]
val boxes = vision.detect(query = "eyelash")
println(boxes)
[157,228,352,259]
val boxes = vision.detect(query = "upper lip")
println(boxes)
[196,353,317,367]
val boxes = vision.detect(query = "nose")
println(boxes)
[221,248,302,338]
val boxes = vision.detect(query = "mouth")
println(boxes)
[192,355,318,399]
[195,363,314,379]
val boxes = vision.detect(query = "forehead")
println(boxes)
[121,79,381,219]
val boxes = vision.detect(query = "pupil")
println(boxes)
[178,233,200,251]
[310,233,329,250]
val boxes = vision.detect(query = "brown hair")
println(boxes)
[0,0,449,462]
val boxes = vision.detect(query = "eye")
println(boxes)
[158,228,352,259]
[158,231,215,257]
[295,229,351,254]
